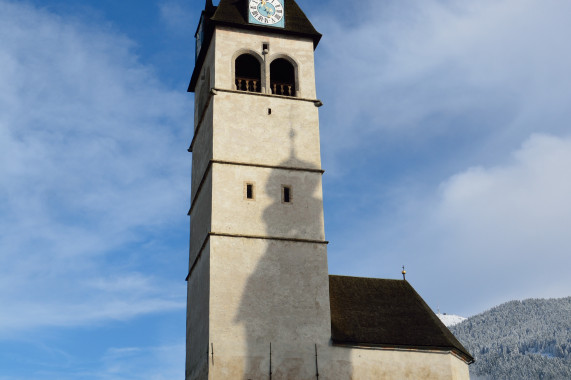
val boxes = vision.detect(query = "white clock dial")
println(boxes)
[248,0,284,26]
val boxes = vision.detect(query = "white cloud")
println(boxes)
[0,1,189,334]
[342,133,571,315]
[431,133,571,297]
[315,0,571,169]
[313,0,571,315]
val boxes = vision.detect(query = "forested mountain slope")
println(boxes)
[449,297,571,380]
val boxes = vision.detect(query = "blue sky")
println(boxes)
[1,0,570,378]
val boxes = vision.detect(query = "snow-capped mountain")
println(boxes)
[436,313,467,327]
[449,297,571,380]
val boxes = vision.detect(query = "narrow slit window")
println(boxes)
[282,186,291,203]
[247,184,253,199]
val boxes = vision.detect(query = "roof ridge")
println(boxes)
[329,274,403,282]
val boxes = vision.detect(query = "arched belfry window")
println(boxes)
[270,58,295,97]
[235,54,261,93]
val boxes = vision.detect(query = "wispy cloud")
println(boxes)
[0,0,188,334]
[331,133,571,315]
[315,0,571,171]
[159,0,195,35]
[314,0,571,315]
[428,134,571,305]
[1,343,185,380]
[99,344,184,380]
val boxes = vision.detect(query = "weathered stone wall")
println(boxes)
[186,241,210,380]
[211,164,325,240]
[214,27,317,99]
[200,341,470,380]
[212,92,322,169]
[208,237,330,380]
[326,345,471,380]
[194,35,216,126]
[189,173,212,266]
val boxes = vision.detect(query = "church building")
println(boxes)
[185,0,473,378]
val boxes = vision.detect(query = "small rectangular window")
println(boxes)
[282,186,291,203]
[245,182,255,200]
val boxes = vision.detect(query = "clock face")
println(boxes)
[248,0,285,28]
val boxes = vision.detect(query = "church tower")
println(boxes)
[186,1,330,378]
[186,1,474,379]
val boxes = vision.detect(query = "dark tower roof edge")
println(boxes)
[188,0,321,92]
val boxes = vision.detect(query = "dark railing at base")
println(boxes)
[271,81,294,96]
[234,78,295,96]
[235,77,260,92]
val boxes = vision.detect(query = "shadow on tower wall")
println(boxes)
[234,143,353,379]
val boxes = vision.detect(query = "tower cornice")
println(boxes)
[186,232,329,282]
[188,88,323,153]
[188,159,324,216]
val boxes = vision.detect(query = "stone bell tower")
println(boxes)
[185,1,474,380]
[185,0,330,379]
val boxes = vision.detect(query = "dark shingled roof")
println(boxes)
[329,275,474,363]
[189,0,321,92]
[211,0,321,45]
